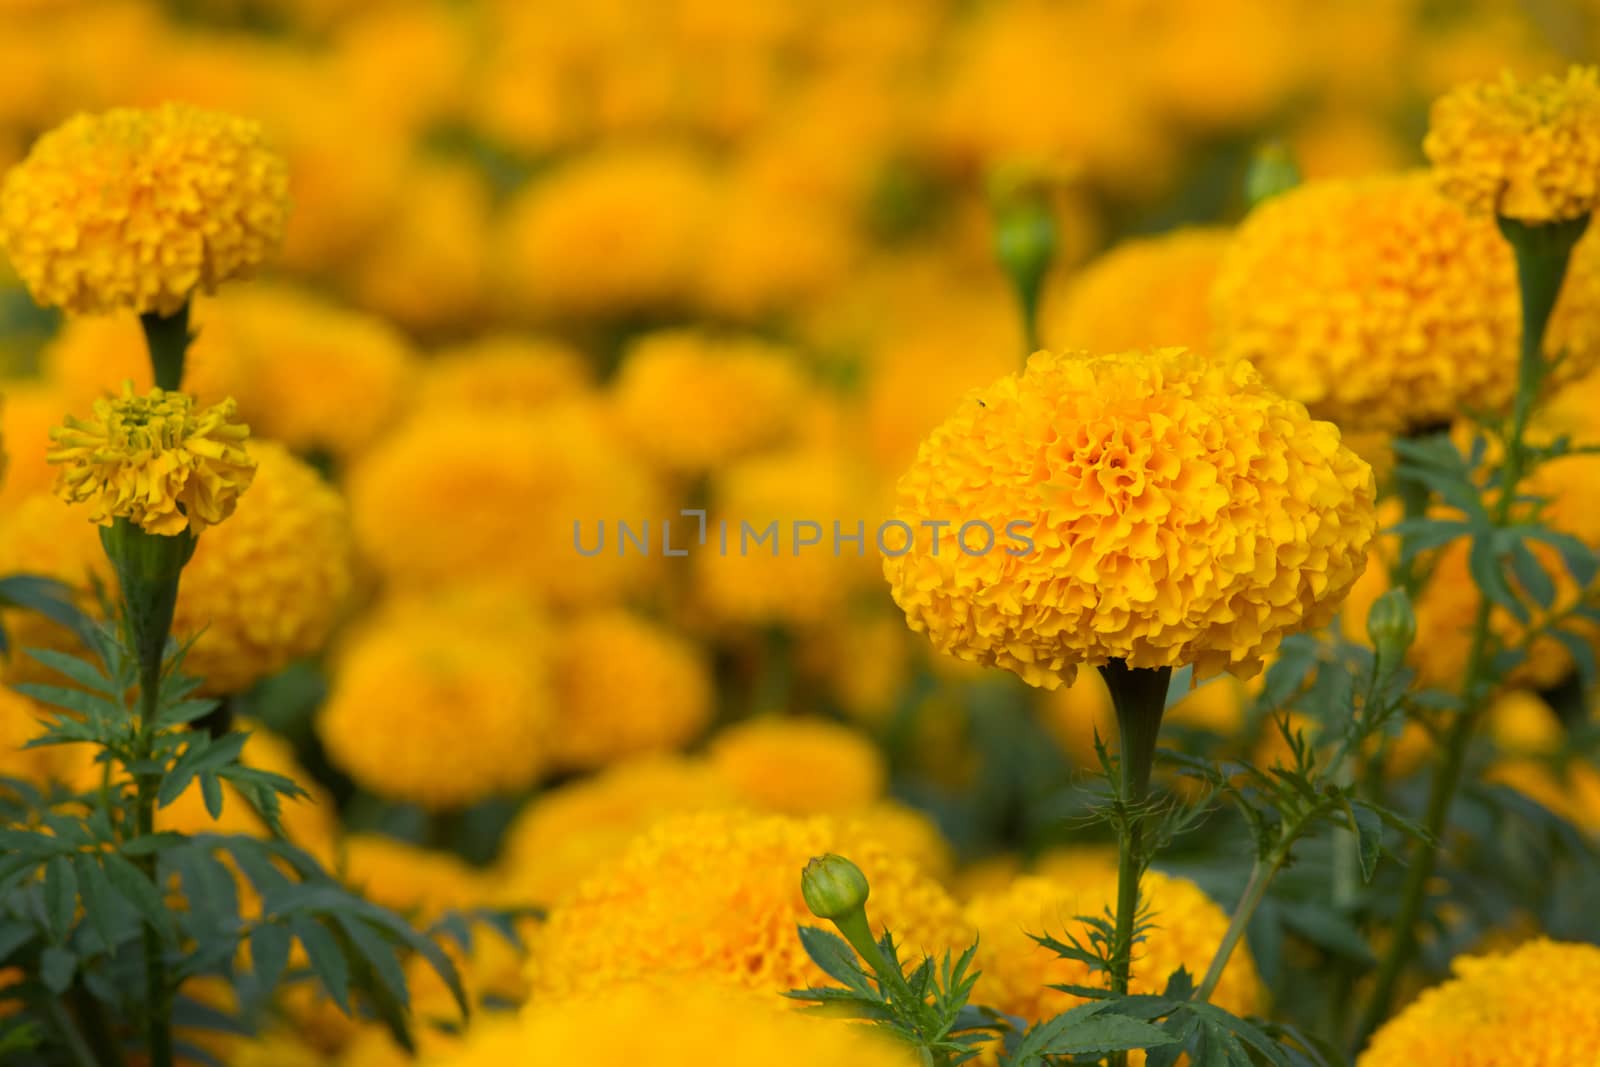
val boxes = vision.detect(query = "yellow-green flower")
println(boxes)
[0,104,289,316]
[47,384,255,536]
[1425,66,1600,223]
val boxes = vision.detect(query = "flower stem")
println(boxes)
[134,665,173,1067]
[1350,212,1588,1054]
[1195,853,1276,1004]
[139,301,192,392]
[1098,661,1171,996]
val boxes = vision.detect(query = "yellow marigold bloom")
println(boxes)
[884,348,1375,688]
[316,594,551,810]
[0,380,71,510]
[1042,228,1230,355]
[497,143,715,321]
[499,756,736,907]
[966,866,1261,1031]
[707,716,885,815]
[1425,67,1600,223]
[171,441,352,696]
[838,801,955,884]
[612,329,805,473]
[0,103,288,316]
[1213,173,1600,433]
[526,810,970,999]
[348,404,662,606]
[416,335,590,420]
[548,608,713,771]
[340,835,486,921]
[1485,758,1600,834]
[433,982,915,1067]
[1360,939,1600,1066]
[47,384,256,536]
[0,685,78,785]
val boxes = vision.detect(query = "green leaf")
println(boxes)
[796,925,875,994]
[1550,627,1599,689]
[74,854,128,953]
[0,574,95,644]
[11,683,119,722]
[102,853,174,940]
[39,945,75,994]
[291,917,350,1013]
[200,773,224,820]
[1044,1013,1181,1056]
[1469,534,1528,623]
[42,855,77,944]
[0,829,72,860]
[1505,538,1556,610]
[1387,518,1471,563]
[156,698,221,729]
[21,648,119,695]
[1348,802,1384,883]
[250,923,292,1003]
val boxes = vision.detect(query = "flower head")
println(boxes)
[1214,173,1600,433]
[1425,67,1600,223]
[547,608,713,771]
[0,103,289,316]
[884,348,1375,687]
[708,716,885,815]
[171,441,353,695]
[1359,939,1600,1066]
[48,384,255,536]
[526,810,969,998]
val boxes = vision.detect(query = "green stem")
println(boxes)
[1098,661,1171,996]
[139,302,192,392]
[68,985,126,1067]
[43,994,98,1067]
[1392,431,1444,596]
[135,668,173,1067]
[1350,212,1589,1054]
[1195,853,1278,1004]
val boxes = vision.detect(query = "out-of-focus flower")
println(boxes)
[0,380,71,509]
[697,178,858,320]
[694,446,875,627]
[707,717,885,815]
[339,835,486,921]
[348,158,490,334]
[838,801,955,884]
[966,864,1261,1029]
[432,981,917,1067]
[884,348,1375,688]
[798,611,913,727]
[316,593,550,810]
[1290,108,1412,181]
[612,329,806,473]
[171,441,353,696]
[348,403,662,606]
[0,493,110,684]
[192,288,419,462]
[498,143,716,321]
[1137,0,1308,132]
[1213,174,1600,433]
[415,336,591,420]
[499,756,736,908]
[1359,939,1600,1065]
[548,608,713,771]
[526,810,969,998]
[0,103,288,316]
[1041,227,1229,355]
[48,384,255,536]
[0,685,77,785]
[1425,67,1600,223]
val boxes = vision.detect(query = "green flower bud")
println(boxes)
[992,196,1057,335]
[1366,588,1416,662]
[1245,142,1301,208]
[801,853,870,921]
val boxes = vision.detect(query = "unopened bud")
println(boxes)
[992,196,1057,322]
[1245,142,1301,208]
[801,854,870,921]
[1366,588,1416,662]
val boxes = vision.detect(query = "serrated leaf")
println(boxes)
[0,922,36,963]
[1525,527,1600,588]
[290,917,350,1013]
[74,854,126,954]
[121,832,188,857]
[102,853,173,940]
[1349,802,1384,882]
[0,575,94,644]
[1549,627,1598,689]
[1387,518,1471,563]
[1470,534,1529,623]
[156,699,220,729]
[1045,1013,1180,1056]
[0,829,71,859]
[249,923,291,1004]
[10,683,118,722]
[1505,539,1556,610]
[42,855,77,944]
[796,925,874,993]
[21,648,119,696]
[200,774,224,820]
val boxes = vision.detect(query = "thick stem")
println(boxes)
[139,303,192,392]
[1351,213,1589,1054]
[135,675,173,1067]
[1098,661,1172,998]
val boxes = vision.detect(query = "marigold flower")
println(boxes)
[499,756,737,907]
[526,810,969,999]
[1359,939,1600,1066]
[432,982,916,1067]
[548,608,713,771]
[316,593,551,810]
[612,329,805,473]
[966,865,1261,1030]
[1042,227,1230,355]
[708,716,885,815]
[340,835,486,921]
[0,103,289,316]
[47,384,256,536]
[416,335,590,420]
[171,441,353,695]
[1213,173,1600,433]
[885,348,1375,688]
[1425,67,1600,223]
[0,493,109,685]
